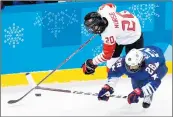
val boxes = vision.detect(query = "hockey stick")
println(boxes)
[36,86,128,99]
[7,34,97,104]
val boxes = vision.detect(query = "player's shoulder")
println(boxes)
[144,56,160,69]
[144,46,162,51]
[142,46,163,56]
[108,57,126,77]
[98,3,116,18]
[111,57,126,71]
[98,3,116,12]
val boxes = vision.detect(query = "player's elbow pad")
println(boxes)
[102,43,116,60]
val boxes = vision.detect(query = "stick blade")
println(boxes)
[8,99,19,104]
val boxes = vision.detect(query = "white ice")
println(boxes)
[1,75,172,116]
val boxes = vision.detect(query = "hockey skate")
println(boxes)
[142,95,153,108]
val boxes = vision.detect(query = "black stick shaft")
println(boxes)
[7,35,97,104]
[36,86,127,99]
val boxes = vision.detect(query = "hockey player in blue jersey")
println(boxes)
[97,46,168,108]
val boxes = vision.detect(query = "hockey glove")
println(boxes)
[82,59,97,75]
[128,88,143,104]
[98,84,114,101]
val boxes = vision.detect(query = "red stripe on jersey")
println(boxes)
[99,3,115,10]
[102,43,116,60]
[97,56,103,63]
[100,54,107,61]
[92,43,116,65]
[105,3,115,8]
[94,54,104,63]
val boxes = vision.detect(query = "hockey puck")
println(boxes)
[35,93,41,97]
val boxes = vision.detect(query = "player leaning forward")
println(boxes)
[81,3,168,108]
[97,46,168,108]
[82,3,144,73]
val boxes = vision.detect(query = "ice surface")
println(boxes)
[1,75,172,116]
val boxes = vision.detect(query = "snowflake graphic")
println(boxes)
[81,23,91,37]
[34,10,79,39]
[128,4,160,28]
[92,43,102,57]
[33,13,45,27]
[92,43,106,66]
[4,23,24,48]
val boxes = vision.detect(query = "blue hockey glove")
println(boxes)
[128,88,143,104]
[98,84,114,101]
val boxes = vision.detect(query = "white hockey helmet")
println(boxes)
[125,48,144,73]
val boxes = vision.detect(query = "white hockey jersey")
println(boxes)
[92,3,142,65]
[98,3,141,45]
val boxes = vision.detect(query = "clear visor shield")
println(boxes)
[126,64,141,73]
[84,19,101,34]
[129,65,140,70]
[85,25,100,34]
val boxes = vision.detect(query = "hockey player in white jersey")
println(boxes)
[82,3,144,74]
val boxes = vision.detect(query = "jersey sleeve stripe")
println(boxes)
[93,53,108,65]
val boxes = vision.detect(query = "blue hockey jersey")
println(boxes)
[108,46,168,89]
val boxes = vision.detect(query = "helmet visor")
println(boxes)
[84,18,103,34]
[125,64,141,73]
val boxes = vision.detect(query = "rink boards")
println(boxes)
[1,2,172,88]
[1,61,172,87]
